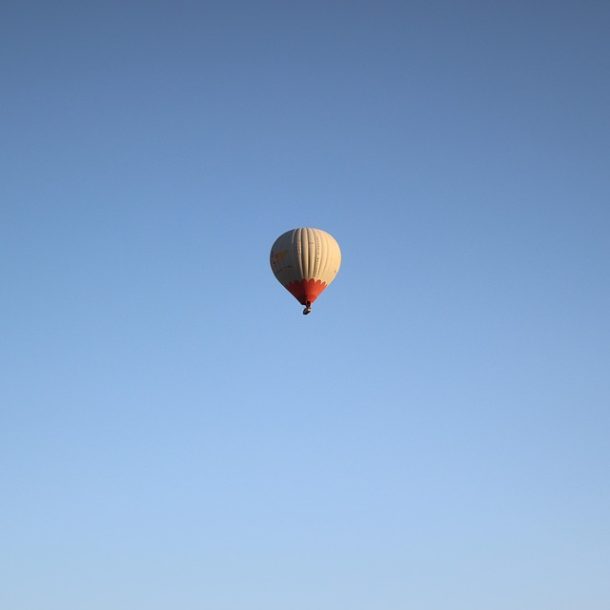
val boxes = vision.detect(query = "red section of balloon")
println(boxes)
[286,279,327,305]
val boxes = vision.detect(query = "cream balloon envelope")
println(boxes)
[270,227,341,314]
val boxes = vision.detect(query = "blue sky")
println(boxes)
[2,1,609,608]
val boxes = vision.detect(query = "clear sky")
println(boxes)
[2,1,609,608]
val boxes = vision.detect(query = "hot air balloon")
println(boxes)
[270,227,341,315]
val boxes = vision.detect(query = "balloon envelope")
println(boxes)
[270,227,341,310]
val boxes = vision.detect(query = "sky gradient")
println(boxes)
[2,1,610,609]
